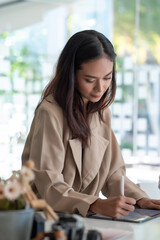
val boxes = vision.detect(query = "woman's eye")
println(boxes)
[85,79,95,83]
[104,77,111,81]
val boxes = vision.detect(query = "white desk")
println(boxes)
[84,217,160,240]
[45,214,160,240]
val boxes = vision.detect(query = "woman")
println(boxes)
[22,30,160,218]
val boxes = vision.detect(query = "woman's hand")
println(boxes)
[89,196,136,219]
[137,198,160,210]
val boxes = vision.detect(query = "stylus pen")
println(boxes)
[121,175,124,196]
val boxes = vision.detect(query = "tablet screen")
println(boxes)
[88,208,160,223]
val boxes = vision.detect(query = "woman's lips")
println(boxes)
[91,95,101,98]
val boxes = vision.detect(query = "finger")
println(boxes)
[121,202,135,212]
[147,202,160,210]
[114,196,135,211]
[150,199,160,205]
[119,208,130,217]
[152,204,160,210]
[141,199,160,209]
[124,196,136,205]
[114,207,130,218]
[111,208,129,219]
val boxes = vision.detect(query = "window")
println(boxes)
[113,0,160,165]
[0,0,159,182]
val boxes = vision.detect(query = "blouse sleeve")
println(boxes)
[22,101,98,217]
[100,109,149,200]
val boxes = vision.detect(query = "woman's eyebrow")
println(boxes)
[84,70,112,79]
[104,70,113,77]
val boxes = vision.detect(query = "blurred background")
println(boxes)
[0,0,160,196]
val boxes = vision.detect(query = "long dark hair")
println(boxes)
[40,30,116,146]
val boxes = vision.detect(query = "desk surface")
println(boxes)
[45,214,160,240]
[84,216,160,240]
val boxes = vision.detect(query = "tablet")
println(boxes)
[88,208,160,223]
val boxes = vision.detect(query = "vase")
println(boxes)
[0,207,34,240]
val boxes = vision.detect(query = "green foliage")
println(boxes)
[140,0,160,40]
[0,32,9,41]
[114,0,136,38]
[138,99,147,115]
[115,57,123,71]
[6,45,43,81]
[120,142,133,150]
[0,31,43,85]
[114,0,160,41]
[0,196,25,210]
[114,0,160,63]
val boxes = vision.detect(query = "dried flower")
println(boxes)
[20,166,35,182]
[4,182,21,201]
[25,159,35,169]
[0,159,35,210]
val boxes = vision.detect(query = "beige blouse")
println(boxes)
[22,95,148,216]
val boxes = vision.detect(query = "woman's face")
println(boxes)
[76,57,113,106]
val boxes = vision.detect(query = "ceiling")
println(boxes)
[0,0,79,33]
[0,0,76,8]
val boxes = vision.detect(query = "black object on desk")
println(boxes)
[51,212,102,240]
[30,212,45,238]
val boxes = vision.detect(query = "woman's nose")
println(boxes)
[94,80,103,92]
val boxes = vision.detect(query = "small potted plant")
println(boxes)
[0,160,35,240]
[0,160,58,240]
